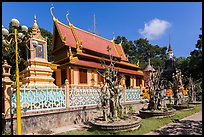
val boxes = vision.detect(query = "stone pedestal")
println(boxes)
[20,58,56,87]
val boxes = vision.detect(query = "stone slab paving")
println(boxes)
[50,124,88,135]
[27,111,202,135]
[145,111,202,135]
[26,124,87,135]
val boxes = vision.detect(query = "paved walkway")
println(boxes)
[145,111,202,135]
[27,124,87,135]
[28,111,202,135]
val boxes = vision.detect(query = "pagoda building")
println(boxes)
[50,7,144,88]
[161,37,176,82]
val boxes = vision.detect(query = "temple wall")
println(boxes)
[133,76,136,88]
[87,69,92,86]
[55,69,61,86]
[4,107,101,135]
[94,70,98,86]
[3,101,148,135]
[73,67,79,85]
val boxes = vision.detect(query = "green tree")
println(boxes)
[174,28,202,101]
[2,25,53,81]
[114,36,136,64]
[188,28,202,81]
[175,57,190,77]
[2,23,27,81]
[114,36,167,71]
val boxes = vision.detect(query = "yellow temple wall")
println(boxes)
[74,67,79,85]
[94,70,98,86]
[55,69,61,86]
[87,69,92,86]
[133,76,136,88]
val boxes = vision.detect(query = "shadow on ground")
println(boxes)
[154,120,202,135]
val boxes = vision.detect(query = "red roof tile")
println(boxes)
[55,21,76,48]
[55,20,128,61]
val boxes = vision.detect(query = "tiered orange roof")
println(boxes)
[51,11,143,76]
[53,20,128,61]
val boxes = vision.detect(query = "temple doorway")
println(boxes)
[125,75,130,88]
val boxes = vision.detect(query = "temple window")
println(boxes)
[61,68,66,85]
[36,44,44,58]
[136,77,142,86]
[98,71,104,84]
[132,76,135,87]
[125,75,130,88]
[79,68,87,84]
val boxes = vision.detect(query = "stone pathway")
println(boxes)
[27,123,89,135]
[50,124,88,135]
[28,111,202,135]
[145,111,202,135]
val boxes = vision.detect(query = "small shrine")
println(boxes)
[20,16,56,87]
[143,58,156,87]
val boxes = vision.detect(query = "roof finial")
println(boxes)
[66,10,71,26]
[168,32,172,52]
[148,58,150,65]
[119,37,123,45]
[112,32,115,41]
[34,15,37,22]
[33,15,39,29]
[50,4,56,20]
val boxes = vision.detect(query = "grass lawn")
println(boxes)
[57,104,202,135]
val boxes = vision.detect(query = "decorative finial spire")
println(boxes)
[66,10,71,26]
[32,15,40,36]
[119,37,123,45]
[112,32,115,41]
[136,60,140,67]
[50,4,56,20]
[167,33,174,60]
[34,15,36,22]
[168,33,172,52]
[33,15,38,28]
[30,14,43,39]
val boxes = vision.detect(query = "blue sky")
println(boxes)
[2,2,202,58]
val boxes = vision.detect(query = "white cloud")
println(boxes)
[139,18,171,40]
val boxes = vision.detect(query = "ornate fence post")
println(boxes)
[65,79,70,109]
[2,60,13,118]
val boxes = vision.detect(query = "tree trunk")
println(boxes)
[113,99,117,118]
[174,92,178,105]
[103,108,107,121]
[109,98,114,118]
